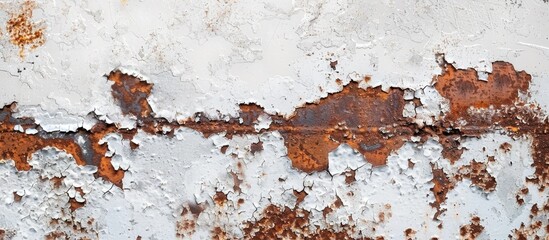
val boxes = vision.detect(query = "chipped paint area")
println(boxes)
[1,0,549,239]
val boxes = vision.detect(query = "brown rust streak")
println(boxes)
[5,0,45,58]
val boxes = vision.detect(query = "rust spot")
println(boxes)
[68,187,86,212]
[50,176,64,189]
[500,142,512,152]
[230,171,242,193]
[407,159,415,169]
[213,191,227,206]
[330,60,338,70]
[456,160,497,192]
[211,227,227,240]
[293,190,307,206]
[220,145,229,154]
[459,216,484,240]
[5,0,45,58]
[250,141,263,155]
[177,203,205,238]
[404,228,416,240]
[344,169,356,184]
[530,204,539,217]
[13,192,22,202]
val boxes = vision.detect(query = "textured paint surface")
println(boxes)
[0,0,549,239]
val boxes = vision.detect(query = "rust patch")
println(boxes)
[440,134,463,163]
[177,203,205,238]
[293,190,307,206]
[250,141,263,155]
[404,228,416,240]
[108,71,154,121]
[86,122,136,187]
[5,0,45,58]
[456,160,497,192]
[213,191,227,206]
[435,62,530,124]
[13,192,22,202]
[242,205,354,239]
[277,82,410,172]
[330,60,338,70]
[0,104,86,170]
[211,227,227,240]
[344,169,356,184]
[430,164,453,220]
[0,103,135,188]
[459,216,484,240]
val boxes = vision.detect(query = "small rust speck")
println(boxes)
[293,190,307,206]
[13,192,22,202]
[330,60,338,70]
[344,169,356,184]
[500,142,512,152]
[220,145,229,154]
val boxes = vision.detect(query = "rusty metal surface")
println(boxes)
[0,0,548,239]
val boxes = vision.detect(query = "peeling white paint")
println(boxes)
[0,0,548,239]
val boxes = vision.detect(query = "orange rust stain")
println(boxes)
[0,104,87,170]
[5,0,45,58]
[108,71,154,120]
[0,132,86,170]
[459,216,484,240]
[435,62,531,124]
[0,103,135,188]
[213,191,227,206]
[87,122,135,188]
[276,82,410,172]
